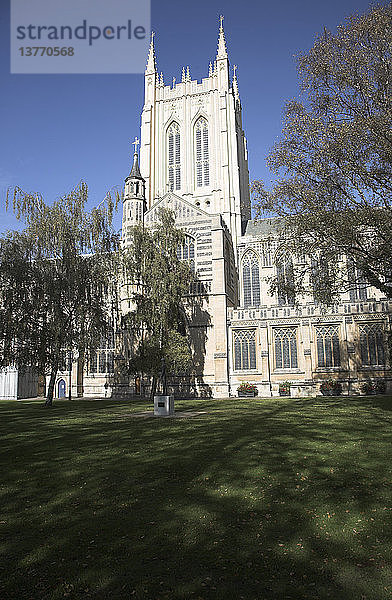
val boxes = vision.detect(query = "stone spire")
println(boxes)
[127,138,144,181]
[216,15,228,58]
[145,31,157,74]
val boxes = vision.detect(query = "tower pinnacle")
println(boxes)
[216,15,228,58]
[145,31,157,74]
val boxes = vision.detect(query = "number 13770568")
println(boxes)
[19,47,74,56]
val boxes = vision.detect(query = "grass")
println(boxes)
[1,396,392,600]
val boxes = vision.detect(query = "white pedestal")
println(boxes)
[154,395,174,416]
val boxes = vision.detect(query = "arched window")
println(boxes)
[233,330,256,370]
[274,327,298,369]
[242,252,260,307]
[359,323,385,366]
[276,254,295,306]
[168,122,181,191]
[316,325,341,367]
[89,329,115,374]
[195,117,209,187]
[177,235,195,271]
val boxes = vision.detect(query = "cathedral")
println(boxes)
[114,18,391,399]
[1,19,391,400]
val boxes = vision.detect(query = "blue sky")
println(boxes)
[0,0,374,234]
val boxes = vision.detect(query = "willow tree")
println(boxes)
[252,2,392,304]
[0,182,119,406]
[122,209,193,397]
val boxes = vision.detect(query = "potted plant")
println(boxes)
[320,379,342,396]
[279,381,291,396]
[361,379,386,395]
[237,382,258,398]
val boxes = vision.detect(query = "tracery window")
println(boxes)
[177,234,195,271]
[242,252,260,307]
[276,255,295,306]
[359,323,385,366]
[89,330,115,374]
[274,327,298,369]
[168,122,181,191]
[195,117,209,187]
[316,325,341,368]
[233,330,256,371]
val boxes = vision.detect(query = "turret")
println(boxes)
[123,138,146,235]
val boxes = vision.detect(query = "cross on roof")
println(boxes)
[219,15,224,29]
[132,137,139,153]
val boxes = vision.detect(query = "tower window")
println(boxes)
[195,117,209,187]
[242,252,260,308]
[168,122,181,191]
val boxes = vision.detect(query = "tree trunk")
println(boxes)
[150,375,157,402]
[45,368,57,407]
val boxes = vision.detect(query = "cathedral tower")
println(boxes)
[139,18,251,252]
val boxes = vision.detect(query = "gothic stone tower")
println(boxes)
[140,17,251,252]
[123,18,251,397]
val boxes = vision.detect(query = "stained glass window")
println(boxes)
[168,122,181,191]
[274,328,298,369]
[233,330,257,370]
[242,252,260,307]
[316,325,341,367]
[359,323,385,366]
[195,117,209,187]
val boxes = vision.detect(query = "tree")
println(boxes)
[252,2,392,304]
[121,209,194,397]
[0,183,119,406]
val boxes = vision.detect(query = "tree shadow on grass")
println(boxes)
[0,396,392,599]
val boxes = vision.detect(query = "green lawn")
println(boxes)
[1,396,392,600]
